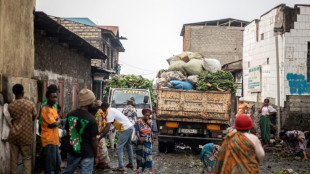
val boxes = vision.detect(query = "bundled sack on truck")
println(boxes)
[183,59,204,75]
[179,52,190,63]
[168,61,187,75]
[187,75,199,86]
[202,58,221,73]
[156,78,168,87]
[161,71,187,81]
[167,80,194,90]
[167,55,181,65]
[188,52,204,60]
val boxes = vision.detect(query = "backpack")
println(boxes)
[67,116,89,154]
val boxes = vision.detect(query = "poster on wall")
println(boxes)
[248,65,261,92]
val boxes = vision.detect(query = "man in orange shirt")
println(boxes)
[41,89,62,174]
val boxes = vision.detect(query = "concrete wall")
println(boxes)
[189,26,244,65]
[283,95,310,131]
[0,0,36,78]
[284,6,310,96]
[243,7,286,106]
[243,5,310,107]
[34,33,92,115]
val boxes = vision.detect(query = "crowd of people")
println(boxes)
[6,83,308,174]
[200,98,308,174]
[7,84,155,174]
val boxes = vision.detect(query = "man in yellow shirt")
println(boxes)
[41,89,62,174]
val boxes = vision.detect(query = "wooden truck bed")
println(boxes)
[156,88,231,124]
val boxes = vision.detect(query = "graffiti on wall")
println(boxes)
[287,73,310,94]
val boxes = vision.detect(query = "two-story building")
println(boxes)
[51,17,125,100]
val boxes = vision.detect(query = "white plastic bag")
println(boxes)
[202,58,221,73]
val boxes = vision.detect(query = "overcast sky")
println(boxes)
[36,0,310,80]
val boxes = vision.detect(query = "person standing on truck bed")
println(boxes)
[99,101,134,172]
[213,114,265,174]
[238,97,254,115]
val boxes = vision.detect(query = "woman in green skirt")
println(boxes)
[259,98,276,146]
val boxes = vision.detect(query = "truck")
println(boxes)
[107,88,152,118]
[156,88,231,152]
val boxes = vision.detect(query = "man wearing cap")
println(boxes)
[99,101,134,172]
[213,114,265,174]
[62,89,98,174]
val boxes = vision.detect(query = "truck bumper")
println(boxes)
[158,135,223,144]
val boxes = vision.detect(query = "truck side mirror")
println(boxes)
[103,96,108,102]
[143,96,149,104]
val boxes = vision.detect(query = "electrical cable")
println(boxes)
[119,60,157,73]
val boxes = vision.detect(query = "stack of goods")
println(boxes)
[105,74,155,103]
[156,52,236,93]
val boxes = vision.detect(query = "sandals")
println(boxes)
[126,163,134,169]
[112,167,125,171]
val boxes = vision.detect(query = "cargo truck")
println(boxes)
[156,88,231,152]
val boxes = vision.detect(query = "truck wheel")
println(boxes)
[158,141,167,153]
[166,142,175,153]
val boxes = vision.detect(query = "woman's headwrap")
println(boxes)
[142,108,152,115]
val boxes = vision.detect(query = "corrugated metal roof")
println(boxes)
[64,18,96,26]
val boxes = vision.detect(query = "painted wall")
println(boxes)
[0,0,36,78]
[284,6,310,96]
[243,7,286,106]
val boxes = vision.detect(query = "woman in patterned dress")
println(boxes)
[135,108,154,174]
[280,130,308,160]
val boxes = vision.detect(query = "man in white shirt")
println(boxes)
[99,102,134,172]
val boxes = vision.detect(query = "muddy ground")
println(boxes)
[88,140,310,174]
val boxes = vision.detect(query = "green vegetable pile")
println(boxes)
[105,74,155,104]
[196,71,236,93]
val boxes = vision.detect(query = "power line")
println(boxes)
[119,60,157,73]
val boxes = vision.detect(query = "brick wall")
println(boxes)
[189,26,244,65]
[51,17,116,70]
[34,33,92,115]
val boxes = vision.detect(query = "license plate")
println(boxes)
[181,129,197,134]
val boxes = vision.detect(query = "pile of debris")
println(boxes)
[156,52,236,93]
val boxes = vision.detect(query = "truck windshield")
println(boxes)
[112,89,150,105]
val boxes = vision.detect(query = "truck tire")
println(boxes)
[158,141,167,153]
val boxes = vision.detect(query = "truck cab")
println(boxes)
[107,88,152,118]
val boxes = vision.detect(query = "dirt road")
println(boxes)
[93,140,310,174]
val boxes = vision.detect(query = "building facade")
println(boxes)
[181,18,249,65]
[51,17,125,100]
[34,12,106,116]
[243,4,310,130]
